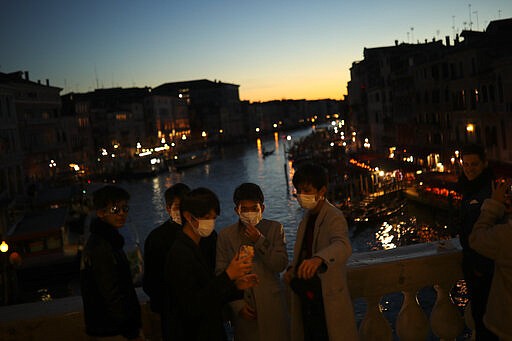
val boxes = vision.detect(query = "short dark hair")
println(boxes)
[292,163,328,190]
[93,185,130,210]
[164,183,191,205]
[233,183,264,205]
[180,187,220,218]
[461,144,486,161]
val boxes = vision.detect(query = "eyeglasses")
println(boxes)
[108,205,129,215]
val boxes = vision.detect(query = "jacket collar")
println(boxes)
[90,217,125,249]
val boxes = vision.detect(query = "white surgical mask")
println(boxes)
[297,194,319,210]
[239,210,262,226]
[170,209,182,225]
[193,217,216,237]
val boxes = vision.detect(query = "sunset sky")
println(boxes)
[1,0,510,102]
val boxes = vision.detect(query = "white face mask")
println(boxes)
[239,210,262,226]
[171,209,182,225]
[193,217,216,237]
[297,194,319,210]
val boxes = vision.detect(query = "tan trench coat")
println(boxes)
[216,219,290,341]
[289,200,358,341]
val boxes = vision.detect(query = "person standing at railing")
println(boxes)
[143,183,190,340]
[457,144,498,340]
[284,163,358,341]
[216,182,290,341]
[80,185,144,341]
[469,179,512,340]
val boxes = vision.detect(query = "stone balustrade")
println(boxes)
[0,238,468,340]
[348,238,467,340]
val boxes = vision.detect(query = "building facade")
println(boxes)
[348,18,512,168]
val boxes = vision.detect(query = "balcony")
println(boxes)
[0,239,470,340]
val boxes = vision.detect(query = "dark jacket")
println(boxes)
[80,218,141,339]
[165,231,241,341]
[143,219,181,313]
[457,168,494,275]
[143,220,217,314]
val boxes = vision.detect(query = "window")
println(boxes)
[116,113,127,120]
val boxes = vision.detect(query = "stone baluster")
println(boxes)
[359,295,393,341]
[430,283,464,340]
[396,290,429,340]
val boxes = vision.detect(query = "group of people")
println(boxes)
[80,163,358,341]
[79,144,512,341]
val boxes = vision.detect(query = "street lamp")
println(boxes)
[1,239,9,305]
[0,240,8,253]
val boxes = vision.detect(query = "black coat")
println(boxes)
[143,219,181,313]
[164,231,241,341]
[80,218,141,339]
[457,168,495,275]
[143,220,218,314]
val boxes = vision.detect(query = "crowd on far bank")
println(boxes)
[79,143,512,341]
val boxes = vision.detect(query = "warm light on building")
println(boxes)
[255,128,260,133]
[201,131,207,137]
[181,134,187,140]
[466,124,475,133]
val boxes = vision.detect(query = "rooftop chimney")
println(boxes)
[445,36,450,46]
[395,39,398,46]
[46,79,49,86]
[24,71,29,81]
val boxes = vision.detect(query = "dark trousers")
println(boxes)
[301,297,329,341]
[463,265,499,341]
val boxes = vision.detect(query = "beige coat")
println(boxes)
[290,200,358,341]
[216,219,290,341]
[469,198,512,340]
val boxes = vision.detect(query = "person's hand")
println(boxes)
[244,224,262,243]
[491,179,511,204]
[283,266,294,285]
[225,252,253,280]
[239,304,257,320]
[235,273,258,290]
[297,257,323,280]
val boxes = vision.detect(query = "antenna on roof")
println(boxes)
[452,15,456,39]
[94,64,99,89]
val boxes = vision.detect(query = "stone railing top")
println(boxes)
[0,288,149,323]
[348,238,462,268]
[0,239,463,323]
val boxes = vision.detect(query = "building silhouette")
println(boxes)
[348,18,512,169]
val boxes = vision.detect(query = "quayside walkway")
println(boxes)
[0,238,470,340]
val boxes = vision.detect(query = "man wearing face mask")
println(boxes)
[216,183,290,341]
[284,163,358,341]
[165,187,259,341]
[143,183,190,339]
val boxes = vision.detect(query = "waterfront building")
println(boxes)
[153,79,243,143]
[143,93,190,144]
[348,18,512,168]
[243,98,344,137]
[0,72,65,181]
[0,82,24,237]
